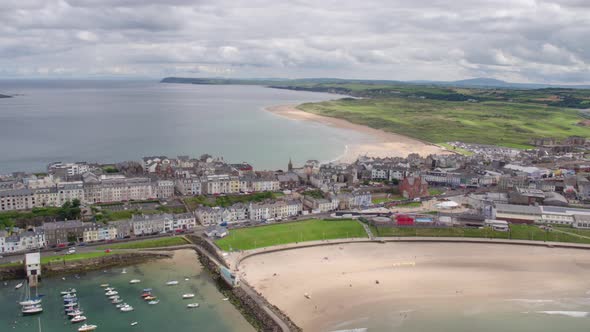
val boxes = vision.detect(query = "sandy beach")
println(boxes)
[266,105,450,162]
[240,242,590,331]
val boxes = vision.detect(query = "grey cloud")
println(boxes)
[0,0,588,83]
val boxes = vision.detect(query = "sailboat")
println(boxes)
[20,281,44,315]
[19,281,44,306]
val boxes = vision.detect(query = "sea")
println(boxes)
[0,250,255,332]
[0,79,367,173]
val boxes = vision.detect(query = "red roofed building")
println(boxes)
[399,176,429,199]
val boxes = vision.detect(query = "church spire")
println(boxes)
[288,157,293,171]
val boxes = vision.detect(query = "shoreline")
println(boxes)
[266,104,451,162]
[239,241,590,331]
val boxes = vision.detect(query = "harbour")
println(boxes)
[0,250,255,332]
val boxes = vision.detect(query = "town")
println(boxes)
[0,135,589,255]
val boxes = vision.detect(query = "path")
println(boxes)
[359,220,375,240]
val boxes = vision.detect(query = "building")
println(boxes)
[48,162,90,178]
[131,214,167,236]
[303,196,340,213]
[540,206,590,227]
[167,213,197,232]
[42,220,87,246]
[155,180,175,199]
[84,176,154,204]
[83,224,117,243]
[175,176,202,195]
[25,252,41,287]
[0,230,46,253]
[0,189,35,211]
[399,176,429,199]
[493,204,542,224]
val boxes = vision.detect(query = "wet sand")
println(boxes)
[266,104,450,162]
[239,242,590,331]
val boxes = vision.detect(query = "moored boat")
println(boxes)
[61,288,77,295]
[144,295,156,301]
[15,282,24,290]
[142,288,152,292]
[22,304,44,315]
[67,309,84,317]
[131,322,138,326]
[182,293,195,299]
[129,279,141,284]
[166,280,179,286]
[78,323,97,331]
[148,300,160,305]
[187,303,199,308]
[105,290,118,296]
[100,284,109,288]
[112,298,123,304]
[120,304,134,312]
[71,315,87,323]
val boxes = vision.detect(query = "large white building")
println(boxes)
[0,230,46,253]
[0,189,35,211]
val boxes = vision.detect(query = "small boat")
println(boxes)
[112,298,123,304]
[105,290,118,296]
[182,293,195,299]
[141,292,152,298]
[67,309,84,317]
[108,295,120,299]
[184,278,190,281]
[62,277,66,281]
[78,323,97,331]
[166,280,179,286]
[121,269,127,274]
[131,322,138,326]
[64,293,77,299]
[100,283,109,288]
[64,296,78,302]
[222,298,229,301]
[148,300,159,305]
[71,315,87,323]
[15,282,23,290]
[129,279,141,284]
[142,288,152,292]
[61,288,76,295]
[187,303,199,308]
[116,303,125,308]
[144,295,156,301]
[22,304,43,315]
[105,287,115,291]
[64,302,78,308]
[120,305,134,312]
[20,298,42,306]
[65,306,79,312]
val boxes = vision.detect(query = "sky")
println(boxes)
[1,0,589,83]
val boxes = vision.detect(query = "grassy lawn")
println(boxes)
[370,224,590,244]
[215,219,367,251]
[395,201,422,208]
[42,251,115,264]
[428,188,445,196]
[183,192,278,210]
[298,97,587,148]
[439,143,474,156]
[98,236,189,250]
[372,195,404,204]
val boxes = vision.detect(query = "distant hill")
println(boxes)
[162,76,590,90]
[0,93,11,98]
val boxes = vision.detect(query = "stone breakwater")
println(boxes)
[186,235,301,332]
[0,252,170,281]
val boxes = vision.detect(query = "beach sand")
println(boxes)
[266,105,450,162]
[239,242,590,331]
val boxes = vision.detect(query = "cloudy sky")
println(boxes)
[1,0,589,83]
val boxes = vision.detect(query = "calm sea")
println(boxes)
[0,80,366,173]
[0,250,255,332]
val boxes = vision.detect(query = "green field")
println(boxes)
[298,97,588,148]
[183,192,279,210]
[1,251,118,267]
[215,219,368,251]
[371,224,590,244]
[97,236,189,249]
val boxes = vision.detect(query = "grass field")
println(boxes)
[183,192,279,210]
[370,224,590,244]
[298,97,588,148]
[439,143,474,156]
[215,219,367,251]
[395,201,422,208]
[98,236,189,250]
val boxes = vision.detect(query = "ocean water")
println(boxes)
[0,79,367,173]
[0,250,255,332]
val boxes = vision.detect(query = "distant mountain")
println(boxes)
[0,93,11,98]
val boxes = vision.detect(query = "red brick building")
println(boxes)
[399,176,429,199]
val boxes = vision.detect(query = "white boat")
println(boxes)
[112,298,123,304]
[15,282,23,290]
[64,302,78,307]
[71,315,87,323]
[116,303,125,308]
[20,298,42,306]
[105,287,115,291]
[67,309,84,317]
[61,288,76,295]
[129,279,141,284]
[148,300,159,305]
[22,305,43,315]
[166,280,179,286]
[78,324,97,331]
[63,293,77,299]
[120,305,134,312]
[182,293,195,299]
[121,269,127,274]
[222,298,229,301]
[108,295,120,299]
[105,290,118,296]
[100,283,109,288]
[186,303,199,308]
[131,322,138,326]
